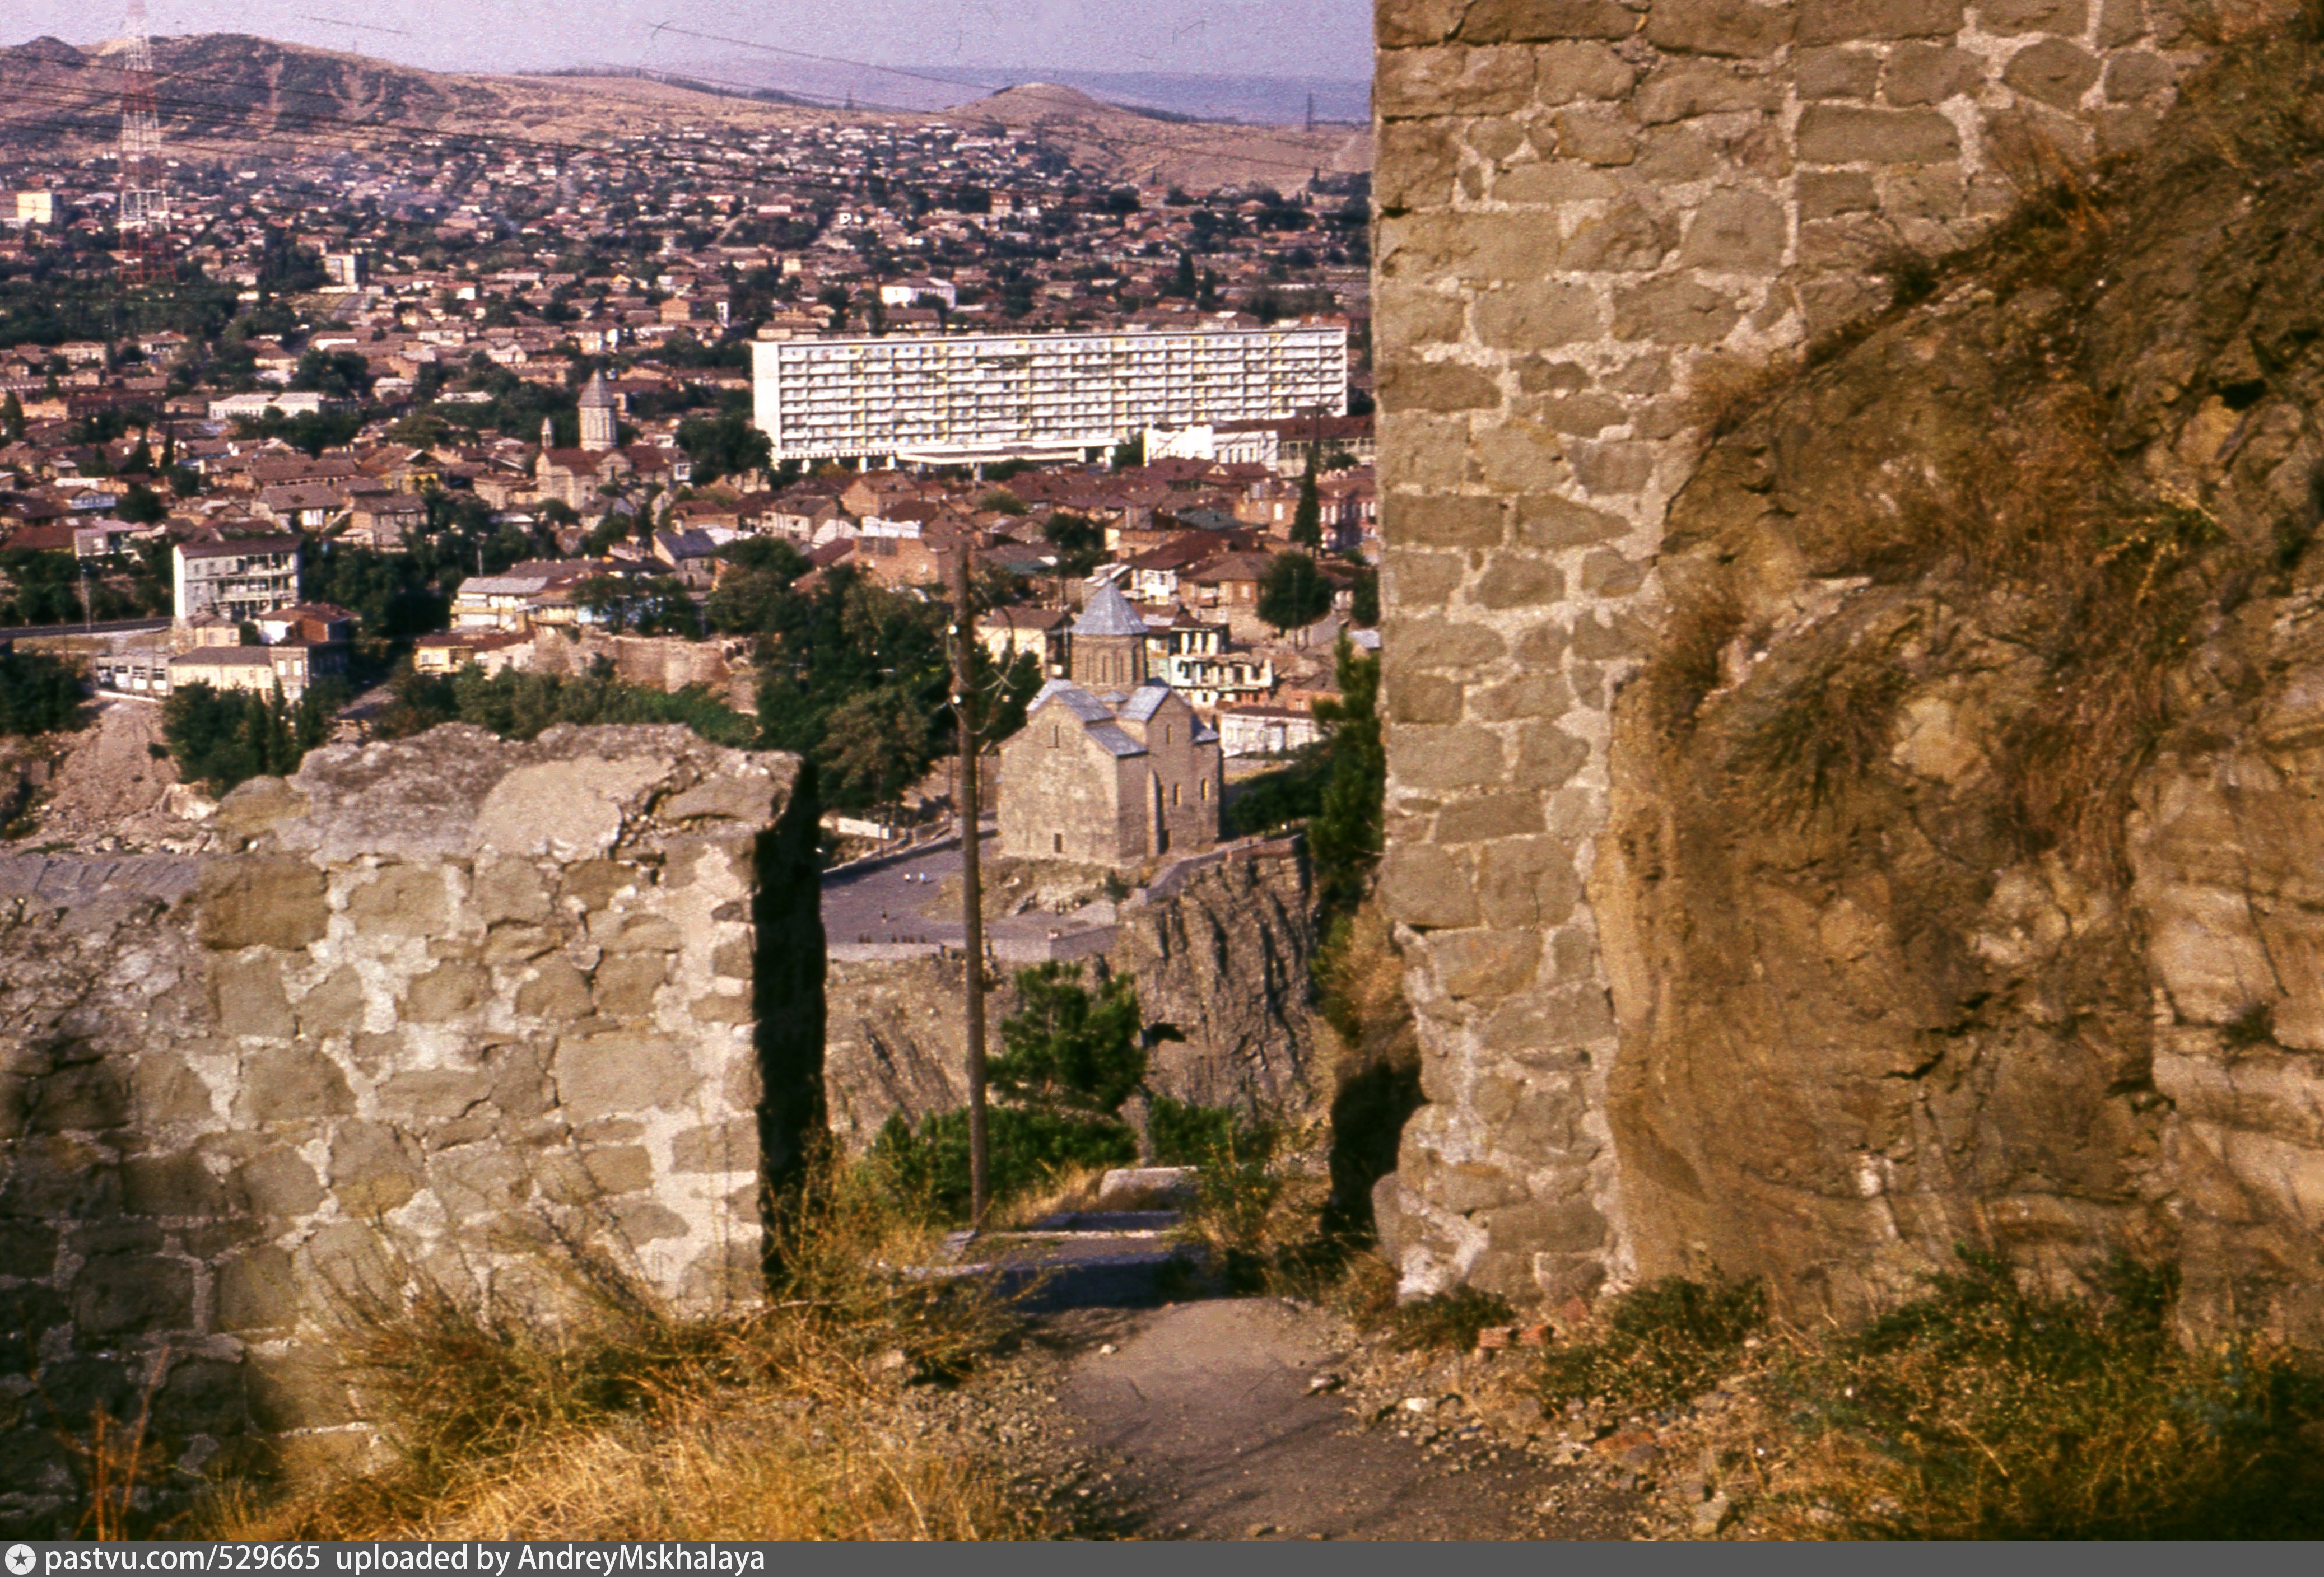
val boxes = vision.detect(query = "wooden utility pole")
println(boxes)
[949,543,991,1230]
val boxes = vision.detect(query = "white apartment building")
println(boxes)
[173,536,302,626]
[750,324,1349,465]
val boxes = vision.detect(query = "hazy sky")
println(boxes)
[0,1,1375,80]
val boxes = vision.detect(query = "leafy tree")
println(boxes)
[162,681,341,794]
[990,962,1175,1123]
[1308,636,1385,917]
[0,391,23,442]
[818,685,935,814]
[1258,550,1333,634]
[117,482,167,525]
[290,348,373,400]
[380,664,753,748]
[1042,512,1105,576]
[1290,450,1322,548]
[674,407,772,485]
[1110,431,1144,469]
[1348,565,1379,626]
[0,648,86,735]
[1168,251,1198,299]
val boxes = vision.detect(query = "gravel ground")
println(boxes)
[7,699,202,852]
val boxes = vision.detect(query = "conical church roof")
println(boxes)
[577,370,617,409]
[1073,581,1149,637]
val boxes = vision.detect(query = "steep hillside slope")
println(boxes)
[0,34,1369,189]
[1599,27,2324,1341]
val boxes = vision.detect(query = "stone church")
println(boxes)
[998,584,1223,867]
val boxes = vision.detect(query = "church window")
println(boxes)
[1171,783,1181,807]
[1200,778,1210,800]
[1053,832,1064,854]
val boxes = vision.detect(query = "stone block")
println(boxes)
[1981,0,2087,31]
[245,1349,357,1432]
[1392,725,1509,791]
[1567,442,1660,493]
[1469,419,1575,492]
[430,1145,533,1215]
[2095,0,2144,44]
[1376,120,1464,215]
[27,1061,128,1133]
[1438,794,1548,844]
[213,952,295,1040]
[196,859,328,951]
[0,1221,58,1279]
[1883,43,1983,106]
[1431,929,1545,999]
[376,1069,494,1123]
[592,910,685,953]
[1378,45,1537,119]
[474,856,553,923]
[2104,51,2176,102]
[152,1356,249,1438]
[1493,161,1624,204]
[1797,46,1883,99]
[1579,548,1648,597]
[1558,203,1673,273]
[1801,169,1880,218]
[611,1197,691,1244]
[232,1148,326,1217]
[1473,556,1569,610]
[1381,844,1483,931]
[1385,493,1508,550]
[295,967,367,1039]
[1471,673,1575,723]
[2004,39,2102,111]
[1463,0,1638,39]
[1638,62,1778,124]
[1390,674,1468,727]
[691,990,752,1025]
[214,1245,301,1333]
[557,859,633,912]
[672,1117,758,1174]
[1613,276,1742,346]
[1423,1159,1531,1213]
[121,1150,225,1219]
[1645,0,1796,55]
[483,923,556,964]
[516,956,594,1022]
[237,1048,354,1124]
[73,1254,194,1336]
[1513,724,1593,790]
[553,1032,701,1120]
[1518,493,1631,547]
[343,865,451,938]
[1797,0,1966,44]
[592,953,671,1018]
[1552,109,1639,165]
[1384,549,1469,609]
[1795,104,1961,164]
[1532,41,1637,103]
[1485,1196,1608,1253]
[1378,0,1472,47]
[1380,358,1505,416]
[1380,412,1473,490]
[1475,280,1605,350]
[1677,188,1788,270]
[403,962,490,1023]
[328,1122,424,1216]
[126,1053,213,1127]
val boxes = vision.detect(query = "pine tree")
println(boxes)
[1171,251,1197,299]
[0,391,22,443]
[1290,448,1323,548]
[1308,636,1384,917]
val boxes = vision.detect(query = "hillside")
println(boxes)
[0,33,1368,189]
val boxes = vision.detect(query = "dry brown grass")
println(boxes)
[1727,643,1910,827]
[201,1159,1044,1542]
[1684,352,1802,440]
[211,1397,1044,1542]
[1638,585,1744,737]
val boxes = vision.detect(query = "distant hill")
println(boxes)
[0,33,1370,190]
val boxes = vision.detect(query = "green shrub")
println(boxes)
[162,680,342,794]
[1535,1275,1768,1415]
[868,1107,1135,1225]
[383,665,755,748]
[0,648,86,735]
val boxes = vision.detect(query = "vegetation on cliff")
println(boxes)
[0,647,85,736]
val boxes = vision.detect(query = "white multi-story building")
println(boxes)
[173,536,301,626]
[750,324,1349,465]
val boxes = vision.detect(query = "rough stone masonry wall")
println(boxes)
[1369,0,2215,1300]
[0,725,818,1534]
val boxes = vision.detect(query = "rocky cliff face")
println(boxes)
[1593,31,2324,1339]
[824,846,1321,1145]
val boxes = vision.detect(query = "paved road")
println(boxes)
[822,827,1110,953]
[0,617,171,642]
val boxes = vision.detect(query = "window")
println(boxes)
[1053,832,1064,853]
[1171,783,1181,807]
[1200,778,1210,801]
[1050,724,1060,748]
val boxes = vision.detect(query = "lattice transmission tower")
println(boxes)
[117,0,170,285]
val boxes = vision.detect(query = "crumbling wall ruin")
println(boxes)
[0,724,819,1532]
[1368,0,2232,1301]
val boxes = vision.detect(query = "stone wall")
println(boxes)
[0,725,819,1533]
[825,846,1321,1147]
[1370,0,2223,1300]
[525,627,759,715]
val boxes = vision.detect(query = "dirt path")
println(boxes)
[1046,1299,1637,1541]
